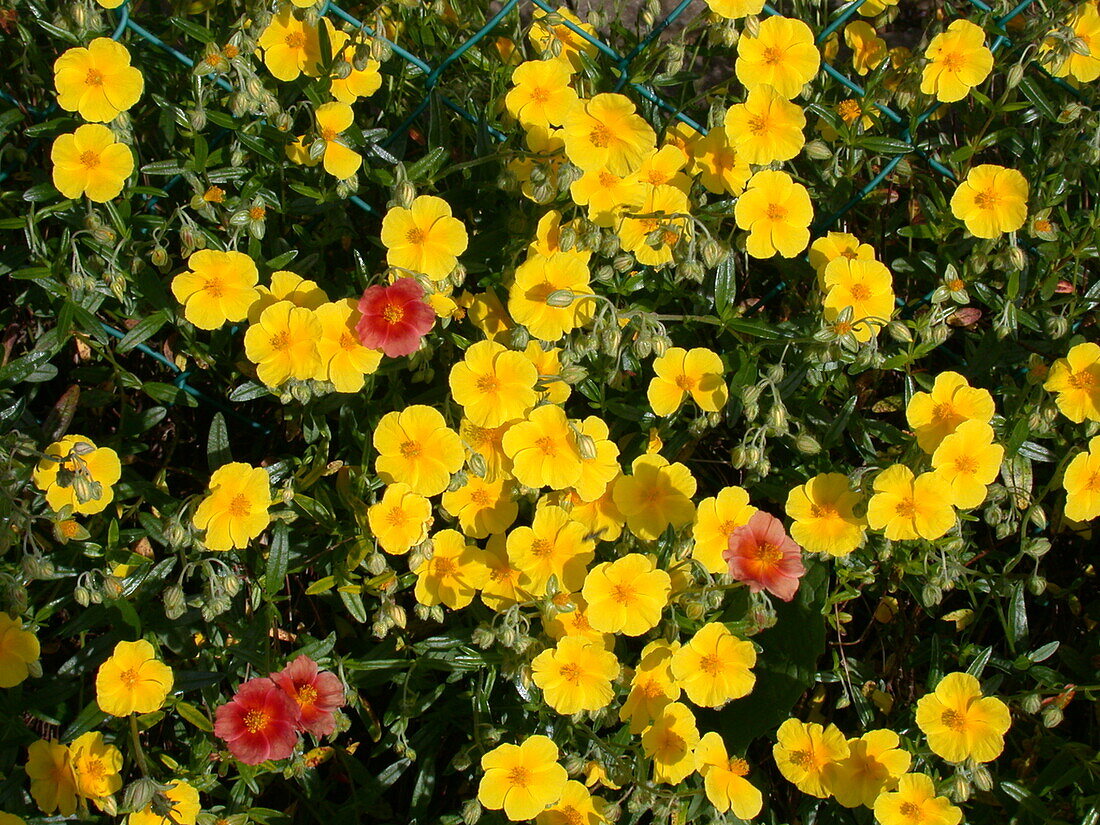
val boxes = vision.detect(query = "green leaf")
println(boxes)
[62,701,108,741]
[340,588,369,623]
[170,16,216,43]
[265,522,290,599]
[174,700,214,732]
[229,381,270,402]
[115,311,168,354]
[406,147,449,183]
[713,255,736,314]
[1017,77,1058,122]
[141,159,188,176]
[856,136,913,155]
[207,412,231,472]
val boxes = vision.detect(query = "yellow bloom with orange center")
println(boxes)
[313,299,383,393]
[561,93,657,176]
[692,486,757,574]
[128,780,200,825]
[670,623,755,708]
[509,251,595,342]
[374,406,465,497]
[450,341,538,428]
[95,639,173,716]
[866,465,955,541]
[32,435,121,516]
[441,475,518,538]
[694,732,763,818]
[258,7,338,81]
[572,415,620,503]
[569,166,645,228]
[505,59,579,130]
[478,735,568,821]
[51,125,134,203]
[248,270,329,323]
[462,287,514,343]
[703,0,764,20]
[529,6,598,71]
[412,529,490,609]
[582,553,670,636]
[950,164,1028,239]
[773,718,849,797]
[243,301,323,388]
[461,417,515,481]
[915,672,1011,763]
[508,503,595,595]
[367,482,433,554]
[70,731,122,802]
[641,702,700,784]
[612,453,696,540]
[822,258,895,343]
[561,482,625,543]
[531,635,620,714]
[535,780,609,825]
[54,38,143,122]
[647,346,727,417]
[192,462,272,552]
[619,639,680,733]
[822,729,911,808]
[171,249,260,331]
[1045,342,1100,423]
[845,21,887,76]
[931,421,1004,509]
[808,232,875,283]
[690,128,751,196]
[735,170,813,259]
[724,86,806,165]
[525,341,571,404]
[618,184,693,267]
[635,144,691,192]
[543,592,614,650]
[481,533,533,612]
[1041,4,1100,83]
[874,773,963,825]
[736,16,820,99]
[381,195,469,281]
[1064,436,1100,522]
[0,613,39,689]
[314,102,362,180]
[785,473,866,556]
[906,371,995,453]
[502,404,583,491]
[921,19,993,103]
[26,740,77,816]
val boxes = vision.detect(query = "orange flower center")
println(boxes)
[947,278,965,292]
[646,170,666,185]
[661,229,679,247]
[203,276,225,297]
[399,440,421,458]
[973,188,1001,210]
[529,86,551,104]
[433,557,457,577]
[765,203,787,221]
[506,765,531,787]
[639,676,666,699]
[559,806,584,825]
[249,206,267,220]
[750,541,784,565]
[598,171,618,189]
[559,662,584,683]
[205,52,226,67]
[79,150,101,169]
[610,583,636,605]
[85,68,105,86]
[941,51,965,72]
[285,31,307,49]
[674,373,696,391]
[747,114,769,135]
[1085,472,1100,492]
[529,538,552,557]
[894,497,917,518]
[295,684,318,707]
[119,668,140,687]
[490,563,518,582]
[476,374,501,394]
[386,506,408,527]
[320,127,337,142]
[204,185,226,203]
[727,757,750,777]
[1068,370,1096,390]
[762,46,783,65]
[658,729,685,753]
[789,749,813,767]
[834,320,854,335]
[84,758,106,780]
[339,331,359,351]
[227,493,251,517]
[469,488,493,507]
[713,147,738,170]
[952,455,979,475]
[269,331,292,352]
[1034,218,1052,233]
[940,708,965,730]
[849,283,872,301]
[535,436,557,456]
[243,708,270,733]
[405,227,426,245]
[837,99,861,122]
[930,401,958,424]
[809,503,838,519]
[589,122,612,148]
[382,302,406,324]
[223,44,240,59]
[568,612,592,632]
[698,653,723,676]
[898,801,922,819]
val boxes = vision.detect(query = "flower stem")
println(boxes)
[130,714,149,777]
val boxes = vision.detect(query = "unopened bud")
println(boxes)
[1022,693,1043,714]
[163,584,186,619]
[461,798,483,825]
[804,140,832,160]
[794,433,821,454]
[950,774,971,803]
[394,181,416,208]
[971,764,993,792]
[1028,575,1047,596]
[887,321,913,343]
[575,433,597,461]
[74,585,92,607]
[545,289,575,308]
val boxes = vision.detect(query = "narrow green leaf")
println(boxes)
[207,413,231,472]
[265,522,290,599]
[115,311,168,354]
[174,701,214,732]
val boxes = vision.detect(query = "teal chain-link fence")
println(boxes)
[0,0,1074,418]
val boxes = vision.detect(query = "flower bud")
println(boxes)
[163,584,186,619]
[794,433,821,454]
[188,107,207,131]
[1006,62,1025,89]
[970,764,993,792]
[1027,575,1047,596]
[462,799,482,825]
[1022,693,1043,714]
[545,289,576,308]
[74,585,92,607]
[950,773,971,802]
[805,140,832,160]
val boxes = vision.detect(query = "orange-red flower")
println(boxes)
[724,511,805,601]
[356,278,435,357]
[272,655,345,737]
[214,677,301,765]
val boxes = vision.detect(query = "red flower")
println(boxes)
[214,677,301,765]
[356,277,434,357]
[272,655,345,737]
[724,511,806,602]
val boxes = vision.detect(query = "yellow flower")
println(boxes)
[671,623,755,709]
[32,435,121,516]
[692,486,757,573]
[509,251,594,342]
[734,170,813,259]
[845,21,887,76]
[619,639,680,734]
[693,732,763,818]
[647,346,727,417]
[724,86,806,165]
[572,415,620,503]
[561,93,657,176]
[921,19,993,103]
[381,195,468,281]
[502,404,584,491]
[249,270,329,323]
[867,464,956,541]
[70,731,122,802]
[808,232,875,284]
[192,463,272,552]
[462,287,514,343]
[1064,436,1100,522]
[874,773,963,825]
[330,42,382,103]
[906,371,995,453]
[442,475,518,538]
[702,0,764,19]
[368,483,433,554]
[258,6,337,81]
[286,134,320,167]
[618,184,692,267]
[532,635,620,714]
[505,59,579,129]
[478,735,568,821]
[822,729,910,808]
[461,417,516,481]
[641,702,700,784]
[508,503,594,595]
[931,421,1004,509]
[171,250,260,331]
[562,483,625,543]
[635,145,691,192]
[858,0,898,15]
[950,164,1028,239]
[822,258,895,343]
[511,126,569,202]
[51,125,134,203]
[1042,4,1100,83]
[313,298,382,392]
[525,342,571,404]
[1044,342,1100,423]
[450,341,538,428]
[529,6,598,72]
[690,128,751,196]
[0,614,39,688]
[412,529,490,609]
[916,671,1012,763]
[785,473,866,556]
[374,405,465,496]
[543,592,613,649]
[243,302,322,388]
[612,453,696,540]
[569,166,645,228]
[535,780,609,825]
[773,718,849,797]
[582,553,670,636]
[54,38,143,122]
[26,740,77,816]
[736,16,820,99]
[128,780,201,825]
[95,639,173,716]
[482,533,533,612]
[314,102,362,180]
